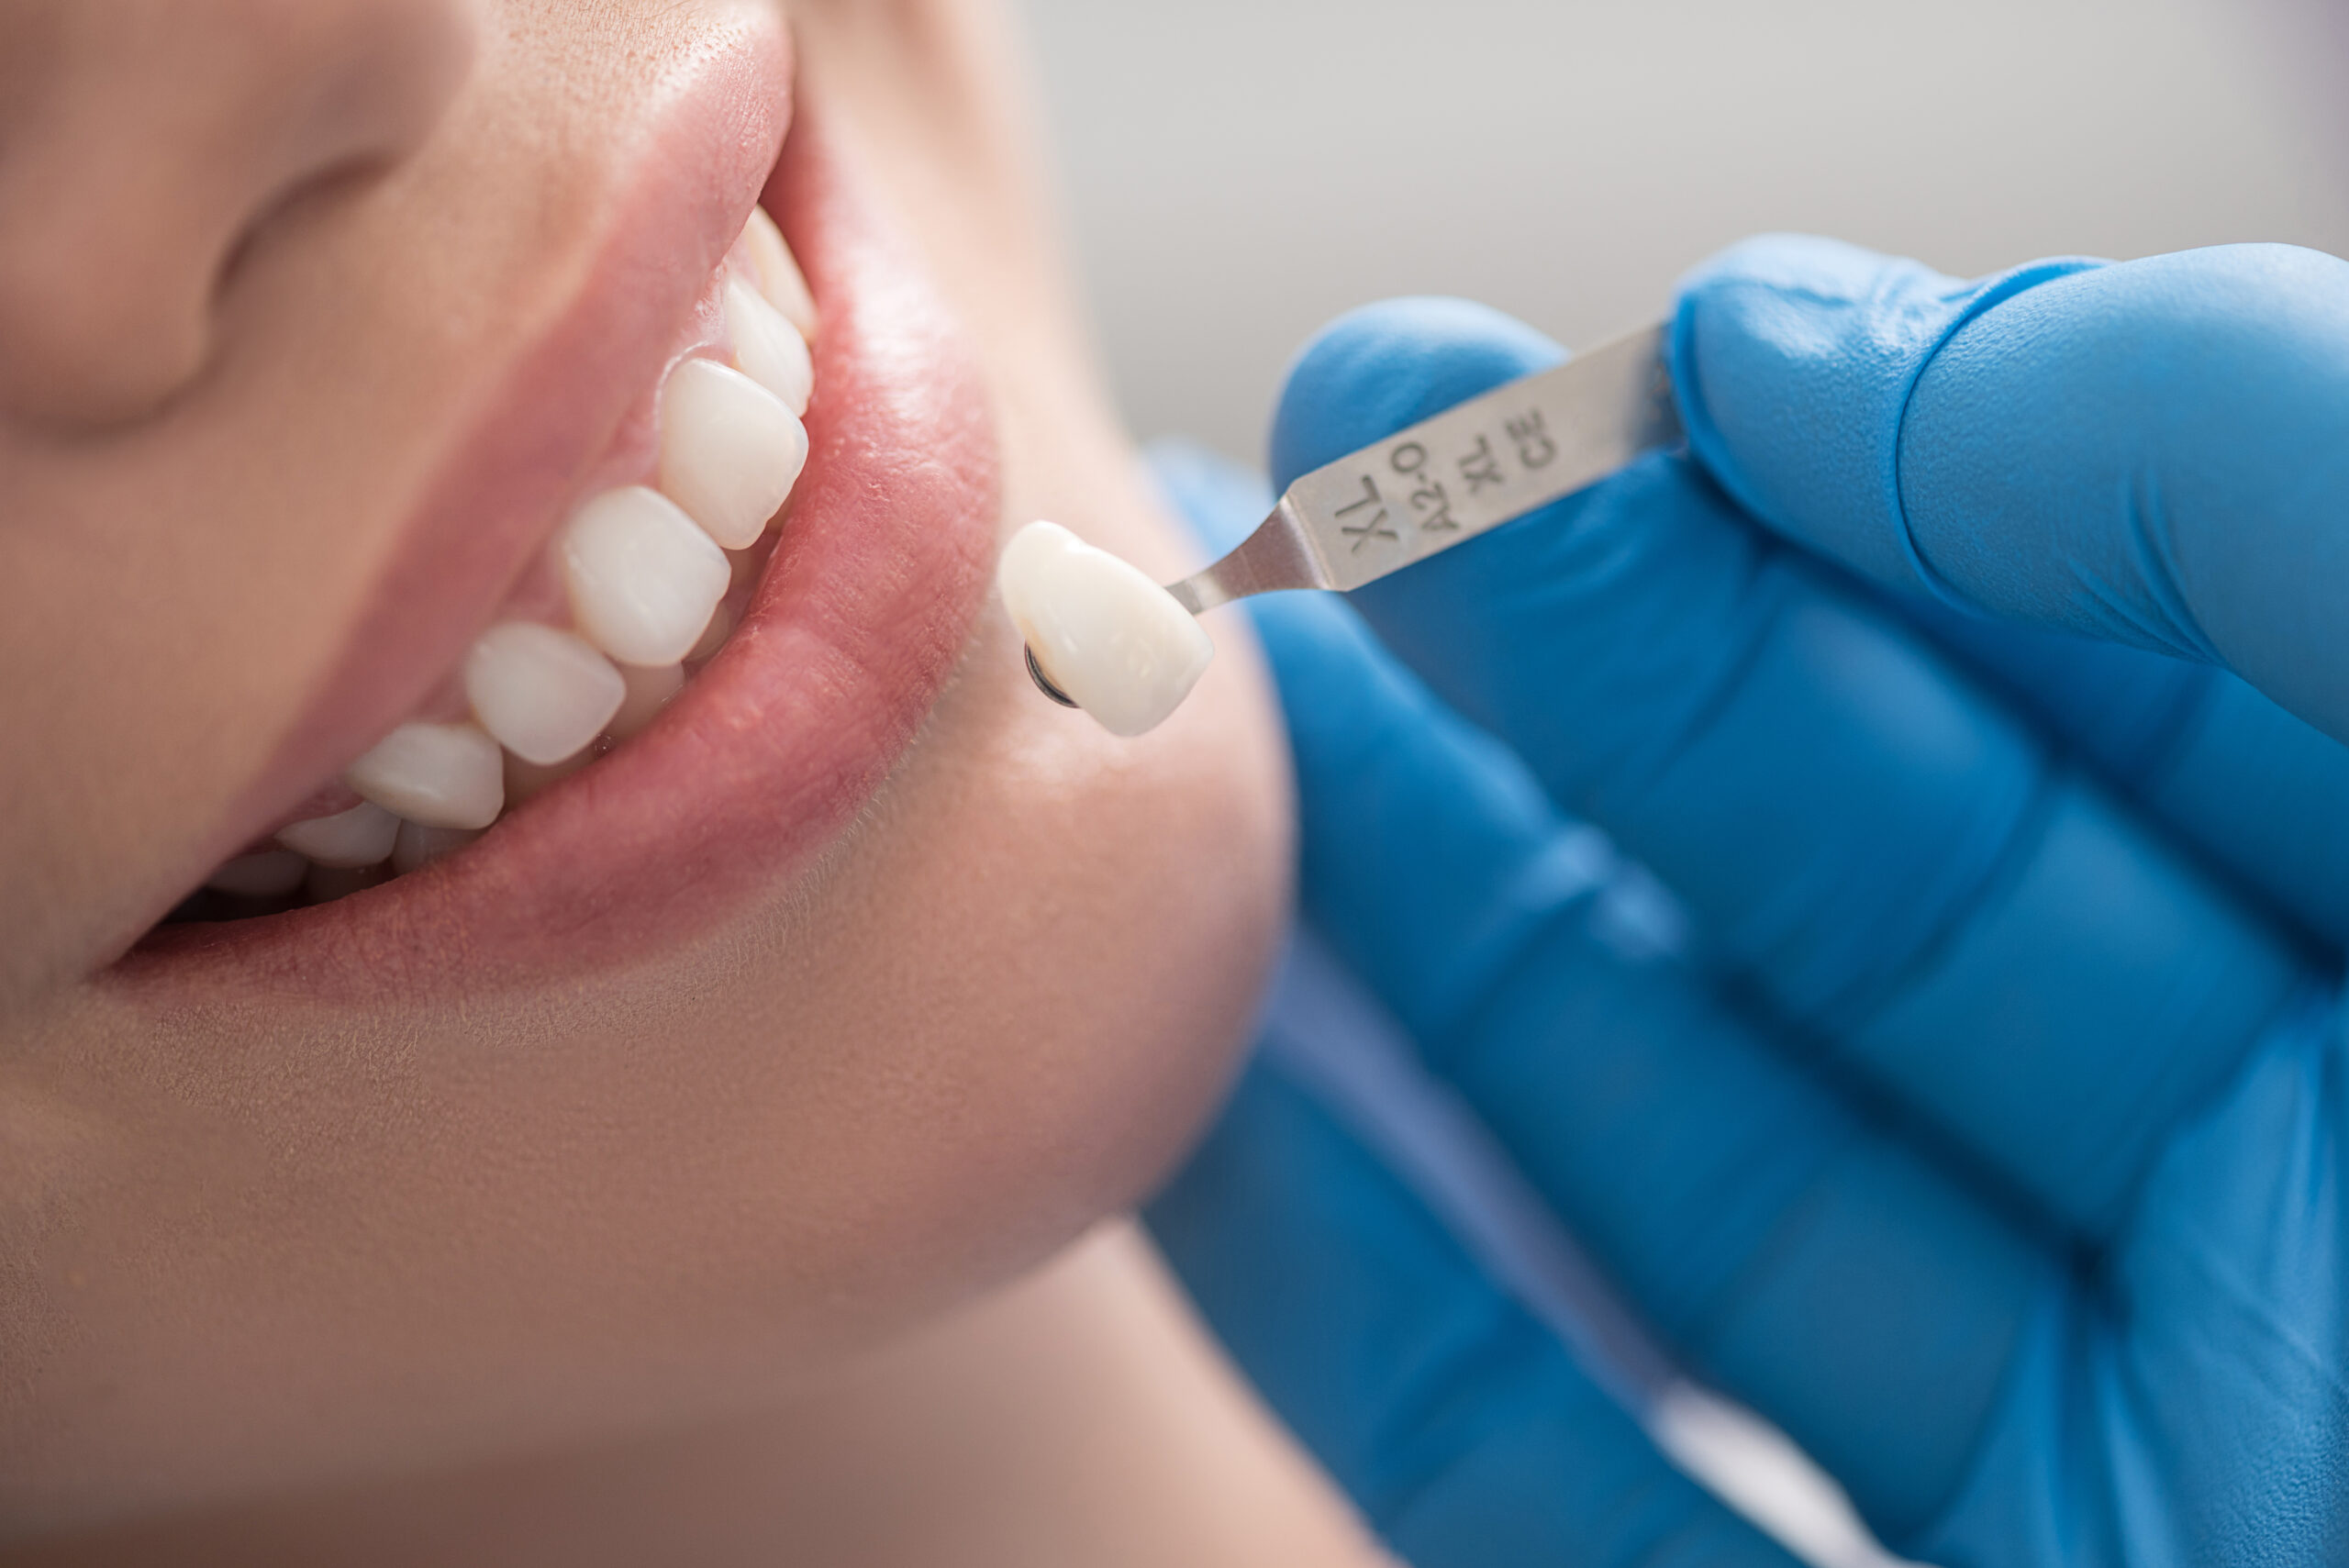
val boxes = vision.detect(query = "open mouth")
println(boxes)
[189,204,817,908]
[120,41,998,997]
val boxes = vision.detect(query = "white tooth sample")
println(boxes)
[276,801,400,868]
[740,206,818,338]
[607,661,685,741]
[206,849,308,897]
[561,485,730,666]
[725,276,812,416]
[392,819,481,875]
[346,721,505,830]
[996,520,1214,739]
[659,358,807,550]
[463,621,627,766]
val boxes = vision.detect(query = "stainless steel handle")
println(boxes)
[1166,320,1681,615]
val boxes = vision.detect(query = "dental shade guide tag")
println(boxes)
[1010,319,1682,732]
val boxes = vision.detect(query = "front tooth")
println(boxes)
[206,849,308,897]
[392,819,481,875]
[659,358,807,550]
[463,622,627,766]
[740,206,817,339]
[561,485,730,666]
[276,801,400,867]
[725,276,812,415]
[346,722,505,830]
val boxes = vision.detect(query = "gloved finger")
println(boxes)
[1675,236,2349,743]
[1876,588,2349,953]
[1241,584,2048,1542]
[1268,300,2317,1241]
[1147,1057,1808,1567]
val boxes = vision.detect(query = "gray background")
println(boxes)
[1022,0,2349,462]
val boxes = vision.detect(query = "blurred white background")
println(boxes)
[1022,0,2349,462]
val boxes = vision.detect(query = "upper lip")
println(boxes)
[116,39,1000,997]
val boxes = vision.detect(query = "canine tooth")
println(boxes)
[740,206,817,338]
[392,819,481,875]
[276,801,400,867]
[561,485,730,666]
[306,862,387,904]
[725,276,812,416]
[347,722,505,830]
[996,520,1214,739]
[607,661,684,741]
[206,849,308,897]
[464,621,627,766]
[659,358,807,550]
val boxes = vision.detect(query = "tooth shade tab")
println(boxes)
[276,801,400,867]
[206,849,308,897]
[996,521,1214,738]
[660,358,807,550]
[725,277,812,416]
[607,660,684,741]
[393,820,481,875]
[740,205,817,339]
[562,485,730,667]
[346,722,505,830]
[464,622,627,766]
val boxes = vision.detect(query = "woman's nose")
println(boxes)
[0,0,476,428]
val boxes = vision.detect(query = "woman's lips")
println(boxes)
[118,89,1000,995]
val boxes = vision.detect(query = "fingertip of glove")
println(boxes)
[1271,297,1564,490]
[1673,232,1923,306]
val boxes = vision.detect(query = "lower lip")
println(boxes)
[118,104,1000,999]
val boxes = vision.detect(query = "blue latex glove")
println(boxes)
[1145,237,2349,1567]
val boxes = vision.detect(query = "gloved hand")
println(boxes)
[1145,237,2349,1567]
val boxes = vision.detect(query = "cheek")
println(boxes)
[756,610,1296,1312]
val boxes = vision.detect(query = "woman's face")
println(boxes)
[0,0,1289,1527]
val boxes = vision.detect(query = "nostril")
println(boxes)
[0,0,478,430]
[0,215,219,428]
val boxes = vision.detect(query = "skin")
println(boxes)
[0,0,1315,1551]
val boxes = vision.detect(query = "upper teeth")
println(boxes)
[657,357,807,550]
[738,205,818,340]
[724,276,812,416]
[345,721,506,830]
[462,622,628,766]
[560,485,732,668]
[248,211,820,903]
[275,800,402,867]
